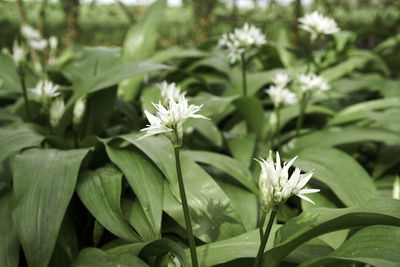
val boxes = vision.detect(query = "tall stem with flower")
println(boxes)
[139,83,208,267]
[253,151,319,267]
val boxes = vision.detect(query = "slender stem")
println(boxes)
[174,147,198,267]
[253,211,277,267]
[275,105,281,149]
[241,52,247,96]
[296,92,309,137]
[18,66,31,120]
[259,211,267,240]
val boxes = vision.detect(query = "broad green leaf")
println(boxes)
[287,126,400,152]
[122,199,155,241]
[186,225,280,266]
[139,239,189,267]
[328,97,400,126]
[0,53,21,93]
[193,119,223,147]
[263,198,400,267]
[279,104,335,129]
[106,146,163,238]
[233,96,266,138]
[0,192,19,267]
[189,92,235,123]
[76,165,142,242]
[290,147,377,207]
[300,225,400,267]
[12,148,89,267]
[182,150,258,194]
[225,133,256,168]
[187,54,231,75]
[119,0,166,100]
[115,134,245,242]
[0,123,44,163]
[72,247,149,267]
[227,69,277,96]
[149,46,207,63]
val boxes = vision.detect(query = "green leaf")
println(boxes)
[0,53,21,93]
[105,146,163,238]
[139,239,189,267]
[300,225,400,267]
[149,46,207,63]
[119,0,167,100]
[0,192,19,267]
[72,247,149,267]
[182,150,258,194]
[262,198,400,267]
[76,164,142,242]
[0,124,44,163]
[12,148,89,267]
[122,199,155,242]
[116,134,245,242]
[233,96,266,138]
[287,126,400,152]
[225,133,256,168]
[290,147,377,207]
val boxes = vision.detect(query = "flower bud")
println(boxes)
[73,97,86,127]
[50,97,65,128]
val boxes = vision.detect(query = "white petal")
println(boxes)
[298,188,320,195]
[296,194,315,204]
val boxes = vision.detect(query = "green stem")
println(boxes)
[174,147,198,267]
[259,211,267,240]
[18,66,31,120]
[253,211,277,267]
[275,105,281,149]
[241,52,247,96]
[295,92,309,137]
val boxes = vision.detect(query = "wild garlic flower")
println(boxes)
[12,42,25,67]
[30,80,60,107]
[73,97,87,127]
[157,81,185,104]
[140,95,208,146]
[272,72,290,88]
[20,24,48,51]
[298,73,330,92]
[50,97,65,128]
[218,23,266,63]
[48,36,58,65]
[266,86,297,107]
[257,151,319,212]
[299,11,340,41]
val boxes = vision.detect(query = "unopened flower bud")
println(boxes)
[50,97,65,128]
[73,97,86,127]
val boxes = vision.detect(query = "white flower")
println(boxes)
[73,97,86,127]
[140,95,208,145]
[298,73,330,92]
[20,24,48,51]
[272,72,290,88]
[50,97,65,128]
[30,80,60,106]
[299,11,340,40]
[218,23,266,63]
[12,42,25,67]
[257,151,319,212]
[49,36,58,51]
[266,85,297,107]
[157,81,185,103]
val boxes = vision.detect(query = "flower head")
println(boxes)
[30,80,60,107]
[266,86,297,107]
[157,81,185,104]
[140,95,208,146]
[12,41,25,67]
[299,11,340,41]
[298,73,330,92]
[257,151,319,212]
[20,24,48,51]
[218,23,266,63]
[272,72,290,88]
[50,97,65,128]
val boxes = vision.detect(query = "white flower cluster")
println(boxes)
[21,24,48,51]
[30,80,60,107]
[140,94,208,145]
[299,11,340,41]
[257,151,319,212]
[266,72,297,107]
[298,73,330,92]
[218,23,266,63]
[12,42,25,67]
[157,81,185,104]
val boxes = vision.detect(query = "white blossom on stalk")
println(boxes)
[298,11,340,41]
[257,151,319,212]
[272,72,290,88]
[298,73,330,92]
[218,23,266,63]
[266,85,297,107]
[73,97,86,127]
[139,95,208,145]
[48,36,58,65]
[50,97,65,128]
[20,24,48,51]
[30,80,60,106]
[12,42,25,67]
[157,81,185,104]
